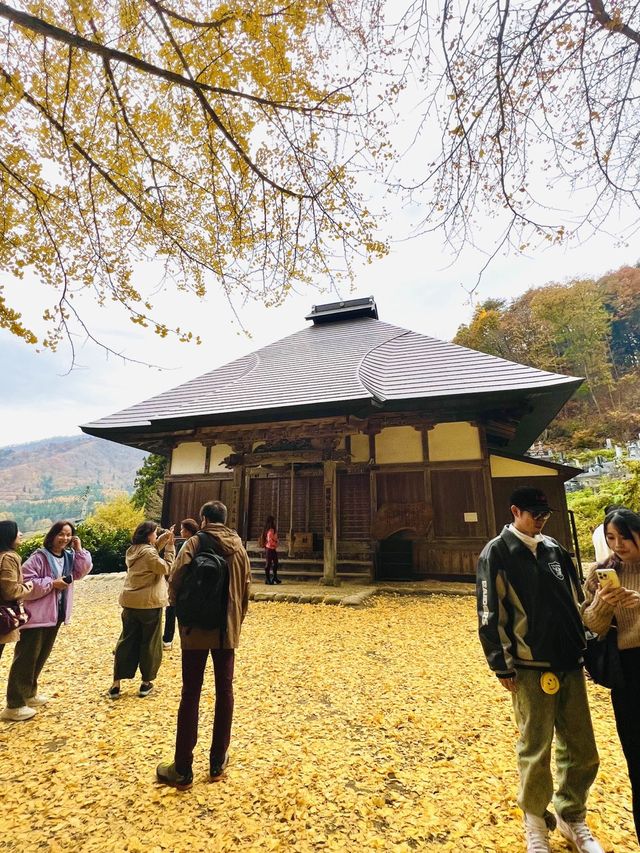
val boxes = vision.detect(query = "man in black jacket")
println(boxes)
[477,486,603,853]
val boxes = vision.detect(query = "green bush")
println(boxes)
[567,487,624,562]
[76,521,130,574]
[16,534,44,561]
[567,463,640,561]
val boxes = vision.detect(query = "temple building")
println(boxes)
[82,297,582,582]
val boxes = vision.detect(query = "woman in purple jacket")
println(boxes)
[1,520,92,722]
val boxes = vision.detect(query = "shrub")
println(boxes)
[84,494,144,533]
[567,466,640,562]
[16,534,44,561]
[620,460,640,510]
[571,427,606,449]
[75,521,131,574]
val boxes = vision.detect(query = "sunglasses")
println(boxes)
[529,510,552,521]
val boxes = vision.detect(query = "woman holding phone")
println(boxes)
[583,507,640,844]
[109,521,174,699]
[1,520,92,721]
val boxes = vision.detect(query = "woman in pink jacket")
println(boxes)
[1,520,92,722]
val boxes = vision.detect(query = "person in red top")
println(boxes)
[260,516,281,585]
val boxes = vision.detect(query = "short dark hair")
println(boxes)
[604,508,640,544]
[0,520,19,552]
[200,501,227,524]
[131,520,158,545]
[43,520,75,551]
[180,518,199,536]
[604,503,622,516]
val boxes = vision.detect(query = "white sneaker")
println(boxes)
[524,813,551,853]
[0,705,37,722]
[556,815,604,853]
[27,694,49,707]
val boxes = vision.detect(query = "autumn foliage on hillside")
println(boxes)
[0,584,636,852]
[453,265,640,447]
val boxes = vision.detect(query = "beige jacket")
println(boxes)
[582,560,640,650]
[0,550,31,644]
[119,531,175,610]
[169,523,251,650]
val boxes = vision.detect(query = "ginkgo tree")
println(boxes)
[0,1,389,357]
[394,0,640,278]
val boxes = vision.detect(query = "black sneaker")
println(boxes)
[139,682,154,698]
[156,761,193,790]
[108,686,121,700]
[209,754,229,781]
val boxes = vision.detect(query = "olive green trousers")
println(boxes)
[6,625,61,708]
[113,607,162,682]
[511,667,599,820]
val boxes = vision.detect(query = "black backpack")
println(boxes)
[175,532,229,632]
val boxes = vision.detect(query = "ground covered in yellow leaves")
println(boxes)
[0,579,636,852]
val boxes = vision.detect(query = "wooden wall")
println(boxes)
[163,476,233,528]
[162,461,574,582]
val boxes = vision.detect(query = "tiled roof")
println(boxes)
[82,317,581,448]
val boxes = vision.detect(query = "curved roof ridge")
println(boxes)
[356,328,414,402]
[358,328,581,402]
[200,349,261,395]
[82,315,583,456]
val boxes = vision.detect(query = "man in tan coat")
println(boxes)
[156,500,251,789]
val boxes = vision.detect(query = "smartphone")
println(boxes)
[63,575,73,585]
[596,567,621,589]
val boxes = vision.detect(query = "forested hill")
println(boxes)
[0,436,146,532]
[453,264,640,449]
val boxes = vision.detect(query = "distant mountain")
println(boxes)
[0,435,147,531]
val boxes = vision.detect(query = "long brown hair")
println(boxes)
[259,516,276,548]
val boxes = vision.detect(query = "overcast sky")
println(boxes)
[1,217,636,449]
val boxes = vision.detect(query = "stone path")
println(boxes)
[250,578,474,606]
[86,571,474,607]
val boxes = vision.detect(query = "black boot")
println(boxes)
[265,572,273,585]
[273,574,282,584]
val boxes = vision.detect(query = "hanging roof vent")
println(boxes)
[305,296,378,324]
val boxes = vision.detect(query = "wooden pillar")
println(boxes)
[228,464,245,534]
[241,469,252,545]
[370,468,378,582]
[288,462,295,557]
[160,478,172,530]
[478,425,497,537]
[322,460,339,585]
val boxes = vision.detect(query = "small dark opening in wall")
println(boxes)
[378,530,414,580]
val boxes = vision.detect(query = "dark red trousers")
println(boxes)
[174,648,235,774]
